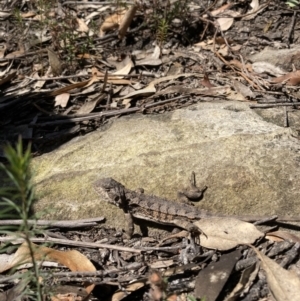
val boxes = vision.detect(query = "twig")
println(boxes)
[29,95,192,127]
[0,236,142,253]
[0,217,105,228]
[25,73,154,81]
[284,105,289,127]
[250,102,300,108]
[1,263,145,284]
[287,10,297,47]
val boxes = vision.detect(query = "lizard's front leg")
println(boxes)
[173,218,203,236]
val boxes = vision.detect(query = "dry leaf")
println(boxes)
[195,218,264,250]
[76,94,105,114]
[55,93,70,108]
[112,280,146,301]
[242,0,261,21]
[272,70,300,84]
[32,73,46,90]
[50,79,91,96]
[0,242,96,294]
[113,60,133,76]
[119,82,156,99]
[91,60,133,83]
[76,18,89,32]
[200,73,215,88]
[0,11,11,18]
[217,17,234,31]
[0,44,6,58]
[266,231,300,243]
[136,46,162,66]
[99,9,127,37]
[21,11,36,18]
[231,79,255,99]
[251,246,300,300]
[252,62,285,76]
[230,59,253,72]
[5,49,25,59]
[135,58,162,66]
[118,4,137,39]
[152,45,161,59]
[225,262,259,301]
[287,77,300,86]
[209,3,234,16]
[150,260,174,269]
[47,48,62,76]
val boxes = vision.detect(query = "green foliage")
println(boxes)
[0,138,44,300]
[156,18,169,46]
[0,140,34,223]
[13,7,24,27]
[12,0,96,74]
[151,0,189,45]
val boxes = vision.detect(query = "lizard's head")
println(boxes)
[94,177,125,207]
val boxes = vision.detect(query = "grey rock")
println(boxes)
[31,101,300,230]
[248,46,300,72]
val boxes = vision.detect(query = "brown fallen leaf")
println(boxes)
[266,230,300,243]
[76,93,105,115]
[76,18,89,32]
[226,261,259,301]
[112,280,147,301]
[99,9,127,37]
[194,218,264,250]
[272,70,300,85]
[5,49,25,59]
[200,73,215,88]
[55,93,70,108]
[250,245,300,300]
[231,79,255,100]
[50,79,91,96]
[47,48,62,76]
[118,4,137,39]
[287,77,300,86]
[0,242,96,295]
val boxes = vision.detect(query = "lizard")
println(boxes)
[94,176,300,238]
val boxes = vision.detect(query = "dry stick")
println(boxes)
[0,263,144,284]
[29,107,140,127]
[29,95,189,127]
[0,236,185,253]
[250,102,300,108]
[287,10,297,48]
[53,263,144,278]
[231,0,272,19]
[211,30,261,90]
[0,217,105,228]
[0,236,142,253]
[25,73,155,81]
[284,105,289,127]
[239,54,265,91]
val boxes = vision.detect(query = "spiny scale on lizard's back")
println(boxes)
[127,190,214,219]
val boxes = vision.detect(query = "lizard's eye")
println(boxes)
[114,195,121,205]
